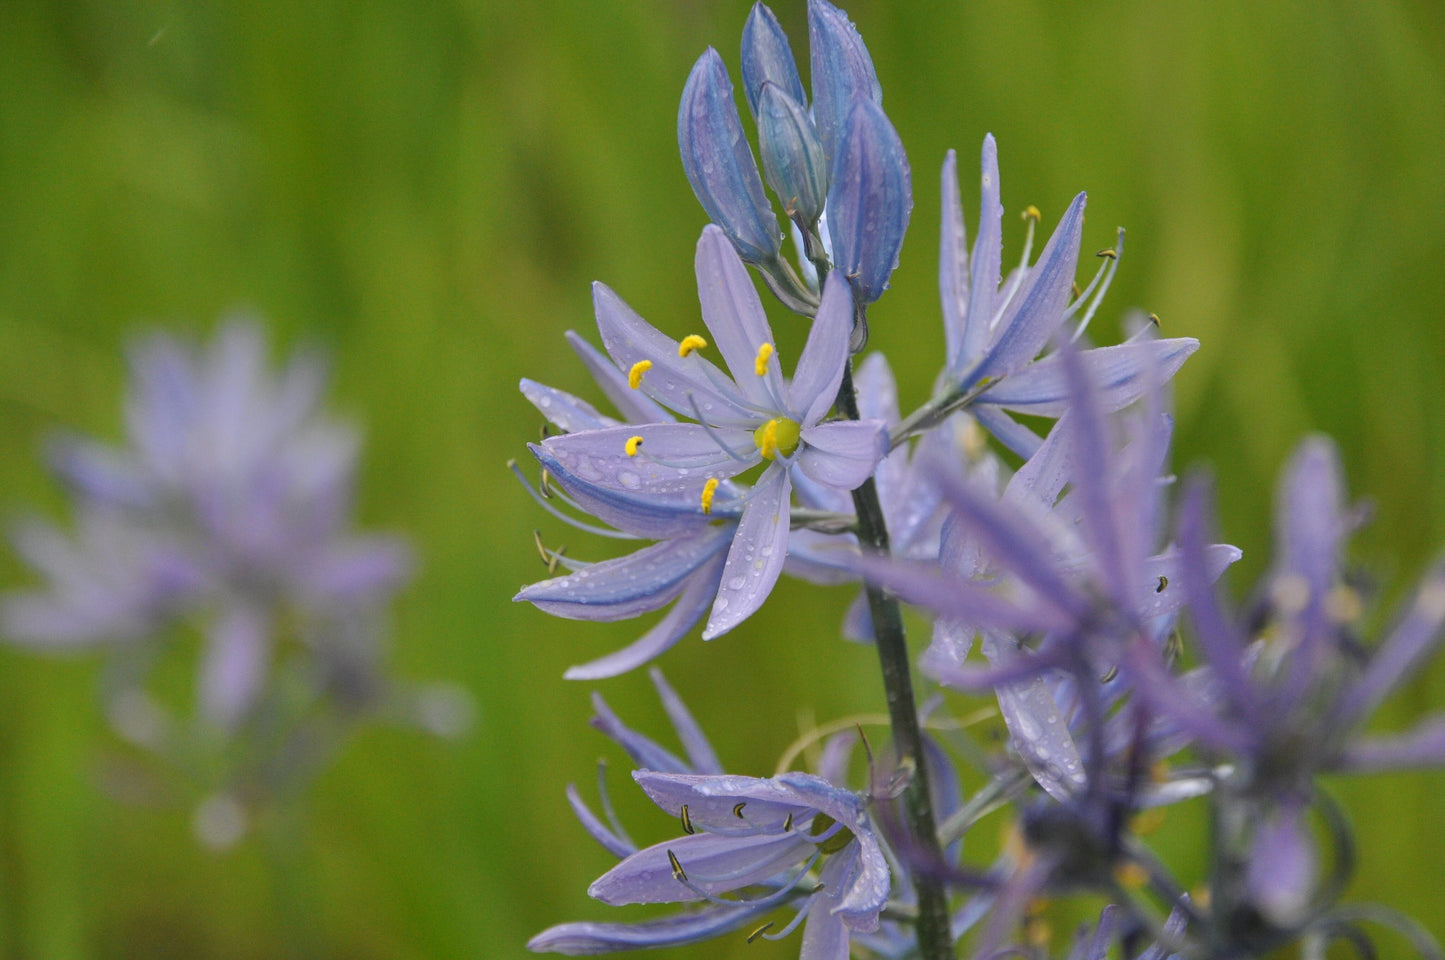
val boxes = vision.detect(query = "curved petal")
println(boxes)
[979,338,1200,417]
[520,379,617,434]
[199,602,270,729]
[792,271,854,424]
[592,282,754,426]
[695,226,787,407]
[703,464,792,639]
[528,902,774,955]
[565,330,673,425]
[797,419,888,490]
[541,424,756,504]
[530,445,729,540]
[588,830,815,905]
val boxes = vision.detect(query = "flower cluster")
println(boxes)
[1,319,448,846]
[514,2,1445,958]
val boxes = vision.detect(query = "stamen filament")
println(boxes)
[508,461,639,540]
[991,208,1039,327]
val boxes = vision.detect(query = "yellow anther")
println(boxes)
[753,417,800,461]
[666,849,687,883]
[1022,204,1041,222]
[1096,247,1118,260]
[678,334,708,357]
[754,342,775,376]
[627,359,652,389]
[700,477,719,515]
[624,435,644,457]
[679,804,695,835]
[1156,575,1169,593]
[1148,312,1161,327]
[747,922,775,944]
[1114,861,1150,890]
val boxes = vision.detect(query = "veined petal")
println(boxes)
[797,419,888,490]
[960,134,1004,375]
[800,886,851,960]
[589,830,815,905]
[972,405,1043,460]
[1004,411,1073,508]
[518,526,733,622]
[592,282,754,426]
[792,271,854,424]
[979,338,1200,417]
[965,192,1086,387]
[807,0,882,164]
[938,149,969,365]
[741,2,807,115]
[634,770,820,833]
[678,49,781,264]
[703,464,791,639]
[826,97,911,305]
[530,445,726,540]
[521,379,618,434]
[528,902,774,955]
[565,331,674,425]
[757,83,829,225]
[560,552,728,681]
[542,424,755,502]
[695,226,787,407]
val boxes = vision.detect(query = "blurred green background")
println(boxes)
[1,0,1443,957]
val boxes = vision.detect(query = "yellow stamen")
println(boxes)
[627,359,652,389]
[666,849,687,883]
[679,804,695,835]
[678,334,708,357]
[1096,247,1117,260]
[624,435,643,457]
[1022,204,1041,222]
[754,342,774,376]
[700,478,719,515]
[752,417,801,461]
[746,922,775,944]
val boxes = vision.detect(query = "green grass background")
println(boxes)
[0,1,1443,957]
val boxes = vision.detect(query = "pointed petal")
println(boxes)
[529,444,726,540]
[967,192,1086,386]
[650,667,724,774]
[938,149,969,366]
[589,692,690,773]
[633,770,822,832]
[695,226,787,407]
[528,902,773,955]
[703,465,791,638]
[565,783,636,859]
[1337,556,1445,728]
[520,379,617,434]
[565,330,673,425]
[791,271,854,424]
[980,338,1200,417]
[518,526,732,621]
[972,405,1043,460]
[541,424,754,505]
[561,552,726,681]
[982,631,1085,801]
[757,82,829,225]
[849,554,1076,637]
[592,282,754,425]
[959,134,1003,374]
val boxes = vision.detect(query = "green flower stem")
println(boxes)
[836,357,954,960]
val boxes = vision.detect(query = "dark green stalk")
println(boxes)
[836,357,954,960]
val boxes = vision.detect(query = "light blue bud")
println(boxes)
[826,97,911,304]
[807,0,882,165]
[756,82,828,226]
[740,3,806,119]
[678,49,781,264]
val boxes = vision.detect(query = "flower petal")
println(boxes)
[979,338,1200,417]
[959,133,1003,374]
[565,330,674,425]
[982,631,1085,801]
[798,420,888,490]
[520,379,617,434]
[589,830,815,905]
[703,464,791,639]
[826,97,912,305]
[807,0,882,164]
[741,2,807,115]
[528,902,774,955]
[649,667,725,775]
[938,149,969,366]
[695,226,787,407]
[792,271,854,424]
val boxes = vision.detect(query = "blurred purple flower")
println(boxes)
[3,320,411,729]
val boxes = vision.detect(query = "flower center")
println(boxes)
[753,417,800,461]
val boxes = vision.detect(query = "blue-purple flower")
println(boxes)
[534,226,887,640]
[3,320,411,729]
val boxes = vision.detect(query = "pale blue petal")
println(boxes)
[982,630,1085,801]
[650,667,725,775]
[980,338,1200,417]
[592,281,754,426]
[529,445,725,540]
[565,783,636,859]
[960,134,1003,373]
[791,271,854,424]
[541,424,755,504]
[1336,556,1445,728]
[590,693,690,773]
[938,149,968,366]
[199,602,270,728]
[589,831,814,905]
[695,226,787,407]
[1339,714,1445,772]
[757,83,828,225]
[520,379,617,434]
[798,419,888,489]
[826,97,911,305]
[528,903,773,955]
[703,464,791,639]
[807,0,881,163]
[972,405,1043,460]
[565,331,674,425]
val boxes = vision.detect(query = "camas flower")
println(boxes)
[537,225,887,640]
[2,320,411,729]
[530,670,890,958]
[928,136,1199,456]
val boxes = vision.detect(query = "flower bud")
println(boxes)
[807,0,882,165]
[826,97,911,304]
[740,2,806,118]
[678,49,781,265]
[756,82,828,226]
